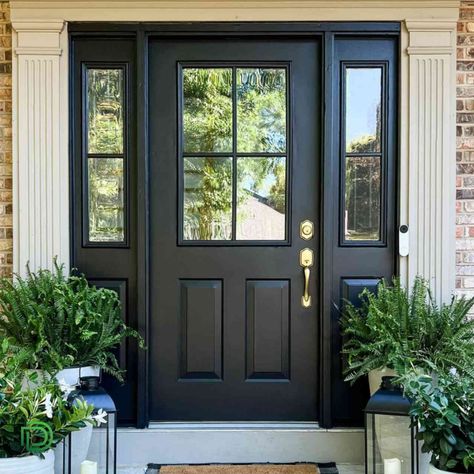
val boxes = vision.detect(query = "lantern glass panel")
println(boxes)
[87,414,117,473]
[366,413,413,474]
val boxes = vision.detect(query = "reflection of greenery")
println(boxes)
[183,69,233,153]
[183,68,287,239]
[347,134,379,154]
[237,69,286,152]
[88,158,124,242]
[184,158,232,240]
[88,69,123,154]
[344,101,382,241]
[345,154,380,241]
[238,157,286,213]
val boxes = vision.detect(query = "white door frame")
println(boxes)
[9,0,460,467]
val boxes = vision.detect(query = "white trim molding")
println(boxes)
[12,19,69,274]
[404,19,457,302]
[9,0,460,22]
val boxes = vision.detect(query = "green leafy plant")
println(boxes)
[402,369,474,473]
[341,277,474,383]
[0,338,100,458]
[0,261,144,381]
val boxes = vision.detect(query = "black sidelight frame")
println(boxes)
[69,21,400,429]
[82,62,130,248]
[339,61,389,248]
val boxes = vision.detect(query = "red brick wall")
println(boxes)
[0,1,11,278]
[457,1,474,297]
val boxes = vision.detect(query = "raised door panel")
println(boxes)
[246,280,290,380]
[180,280,223,380]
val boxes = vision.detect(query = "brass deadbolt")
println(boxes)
[300,220,314,240]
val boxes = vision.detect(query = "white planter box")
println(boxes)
[0,450,54,474]
[55,366,101,386]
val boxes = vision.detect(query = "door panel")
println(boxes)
[245,280,290,380]
[327,37,398,426]
[149,38,321,421]
[179,279,223,380]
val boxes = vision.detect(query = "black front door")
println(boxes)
[70,24,399,427]
[149,38,321,421]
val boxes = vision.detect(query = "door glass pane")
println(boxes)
[183,157,233,240]
[87,68,124,154]
[344,156,381,241]
[237,68,286,153]
[237,157,286,240]
[183,68,233,153]
[345,68,382,153]
[88,158,125,242]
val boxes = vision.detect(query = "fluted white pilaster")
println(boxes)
[12,21,69,274]
[405,20,457,302]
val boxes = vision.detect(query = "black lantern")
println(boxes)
[365,376,419,474]
[61,376,117,474]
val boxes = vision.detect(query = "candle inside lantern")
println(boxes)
[80,460,98,474]
[384,458,402,474]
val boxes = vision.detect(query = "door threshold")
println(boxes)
[149,422,320,430]
[91,425,365,466]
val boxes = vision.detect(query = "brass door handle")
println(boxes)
[300,248,313,308]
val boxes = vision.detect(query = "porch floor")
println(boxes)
[119,465,365,474]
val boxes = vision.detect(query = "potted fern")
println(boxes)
[0,262,143,472]
[341,277,474,394]
[0,261,143,385]
[0,339,103,474]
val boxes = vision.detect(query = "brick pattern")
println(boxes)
[0,1,11,278]
[457,1,474,297]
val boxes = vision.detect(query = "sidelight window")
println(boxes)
[342,65,385,244]
[180,66,289,243]
[84,66,127,245]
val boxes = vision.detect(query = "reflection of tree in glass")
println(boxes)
[87,69,123,154]
[238,157,286,212]
[237,69,286,153]
[89,158,124,242]
[184,158,232,240]
[345,105,382,241]
[182,68,287,240]
[183,69,233,153]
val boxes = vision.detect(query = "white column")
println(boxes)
[12,20,69,274]
[405,19,457,302]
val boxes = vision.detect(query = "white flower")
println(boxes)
[449,367,458,377]
[57,378,75,400]
[44,393,53,419]
[93,408,108,426]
